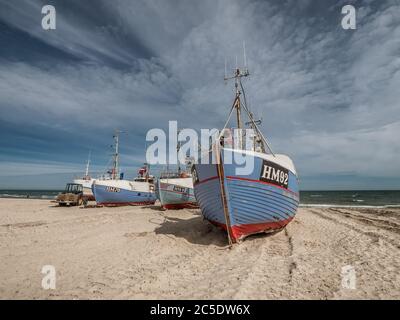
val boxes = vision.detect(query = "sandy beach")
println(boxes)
[0,198,399,299]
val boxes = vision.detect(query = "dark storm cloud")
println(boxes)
[0,0,399,189]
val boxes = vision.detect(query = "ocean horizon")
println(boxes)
[1,189,399,208]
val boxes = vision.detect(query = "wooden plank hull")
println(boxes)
[192,149,300,242]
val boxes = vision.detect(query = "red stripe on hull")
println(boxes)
[225,176,299,197]
[208,217,293,242]
[162,202,199,210]
[195,176,218,186]
[98,201,156,207]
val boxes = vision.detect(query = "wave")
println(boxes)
[300,204,400,209]
[0,193,57,199]
[0,193,26,198]
[40,195,56,199]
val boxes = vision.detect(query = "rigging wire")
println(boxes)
[217,100,237,142]
[239,78,275,156]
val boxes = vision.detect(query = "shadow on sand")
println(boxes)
[146,205,165,212]
[154,215,229,247]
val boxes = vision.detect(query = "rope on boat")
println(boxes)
[217,99,237,142]
[214,75,276,157]
[239,78,276,157]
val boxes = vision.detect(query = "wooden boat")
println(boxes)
[192,63,299,243]
[156,138,197,210]
[157,171,197,209]
[92,131,156,206]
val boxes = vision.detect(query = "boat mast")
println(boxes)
[222,46,275,156]
[224,63,249,150]
[112,130,120,180]
[144,142,149,182]
[176,129,181,174]
[85,150,91,178]
[234,71,243,149]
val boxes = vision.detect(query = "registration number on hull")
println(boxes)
[106,186,121,193]
[260,160,289,189]
[173,185,187,193]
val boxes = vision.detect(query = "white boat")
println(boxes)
[92,173,156,206]
[156,153,198,209]
[91,131,156,206]
[157,173,197,209]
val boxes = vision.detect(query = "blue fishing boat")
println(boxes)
[92,175,156,206]
[92,131,156,206]
[156,172,197,209]
[156,140,198,210]
[192,62,300,243]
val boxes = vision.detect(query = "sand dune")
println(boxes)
[0,199,399,299]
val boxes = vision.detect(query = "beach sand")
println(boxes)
[0,198,399,299]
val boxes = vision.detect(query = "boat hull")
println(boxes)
[156,178,198,209]
[192,149,300,242]
[92,180,156,206]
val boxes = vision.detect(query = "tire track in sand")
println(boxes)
[309,209,400,249]
[232,229,294,299]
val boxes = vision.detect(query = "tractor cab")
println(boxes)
[63,183,83,194]
[56,183,84,206]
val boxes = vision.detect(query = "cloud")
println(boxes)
[0,0,399,189]
[0,160,91,177]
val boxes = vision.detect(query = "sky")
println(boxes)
[0,0,399,190]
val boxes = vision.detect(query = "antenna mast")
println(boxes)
[224,47,249,150]
[85,150,91,177]
[224,57,227,81]
[113,130,120,180]
[243,41,247,69]
[176,129,182,174]
[222,44,275,156]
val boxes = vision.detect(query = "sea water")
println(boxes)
[300,190,400,208]
[1,189,399,208]
[0,190,61,200]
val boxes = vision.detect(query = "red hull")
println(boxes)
[98,201,156,207]
[209,217,293,242]
[162,202,199,210]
